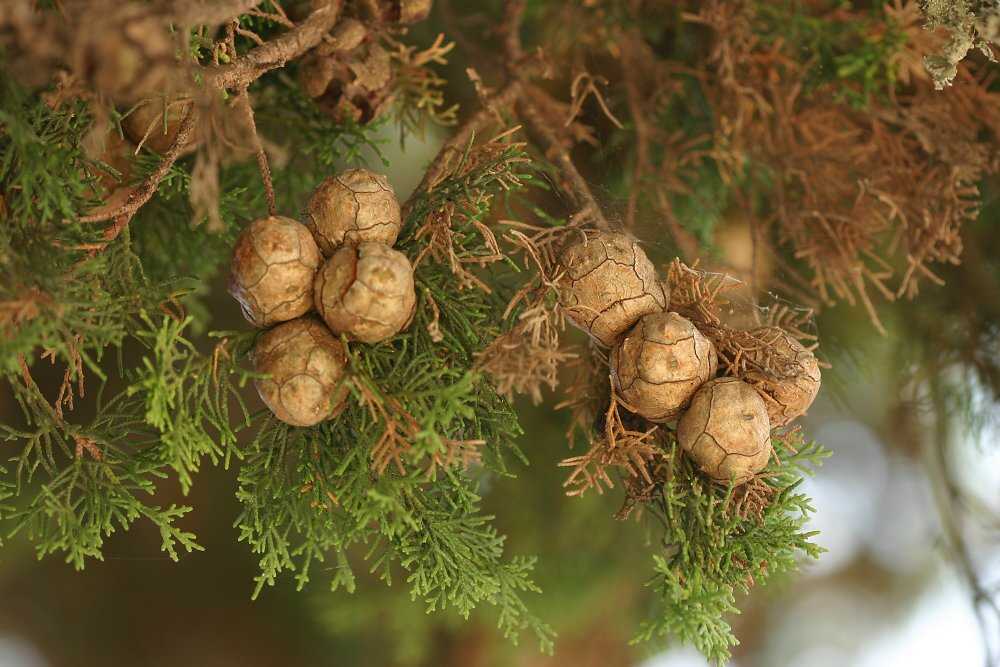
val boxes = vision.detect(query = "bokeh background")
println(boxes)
[2,3,1000,666]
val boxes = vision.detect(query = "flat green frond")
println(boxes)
[5,435,203,570]
[127,312,256,493]
[634,433,829,664]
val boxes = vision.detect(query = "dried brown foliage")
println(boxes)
[558,377,663,498]
[411,131,528,293]
[474,217,580,403]
[42,336,85,421]
[355,378,484,478]
[475,288,573,404]
[667,259,817,380]
[555,341,608,450]
[413,201,503,293]
[0,288,52,337]
[687,0,1000,332]
[528,1,999,333]
[387,32,459,129]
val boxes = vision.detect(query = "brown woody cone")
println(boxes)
[122,96,198,155]
[677,377,772,485]
[314,242,416,343]
[611,311,718,422]
[229,216,322,328]
[379,0,433,23]
[556,231,668,346]
[304,168,402,255]
[298,41,395,125]
[253,317,349,426]
[744,327,821,427]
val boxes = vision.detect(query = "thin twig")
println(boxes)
[79,1,339,232]
[502,0,526,62]
[237,89,277,216]
[407,79,526,197]
[517,92,610,230]
[404,0,544,212]
[622,41,647,231]
[78,107,197,231]
[620,24,699,256]
[203,0,343,91]
[927,378,1000,667]
[226,16,276,217]
[499,0,610,229]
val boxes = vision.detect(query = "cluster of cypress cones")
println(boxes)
[228,168,415,426]
[555,230,821,485]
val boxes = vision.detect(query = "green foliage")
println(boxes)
[0,8,841,661]
[756,0,907,107]
[130,157,255,238]
[232,138,551,649]
[187,2,291,63]
[0,76,96,226]
[128,160,251,327]
[0,243,145,377]
[670,161,730,248]
[236,418,553,650]
[390,39,460,147]
[0,75,154,380]
[126,313,255,493]
[255,75,390,169]
[1,62,551,649]
[397,499,550,649]
[8,440,202,570]
[633,433,828,664]
[1,311,255,569]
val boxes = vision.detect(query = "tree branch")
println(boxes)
[78,107,197,229]
[77,0,339,234]
[237,89,277,217]
[502,0,526,63]
[403,77,527,210]
[501,0,610,230]
[621,25,698,256]
[928,379,1000,667]
[517,91,610,230]
[402,1,542,210]
[202,0,343,91]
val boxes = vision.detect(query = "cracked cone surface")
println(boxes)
[304,168,402,255]
[556,231,668,346]
[314,242,416,343]
[612,311,718,422]
[744,327,821,427]
[229,216,322,328]
[253,317,349,426]
[677,377,771,485]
